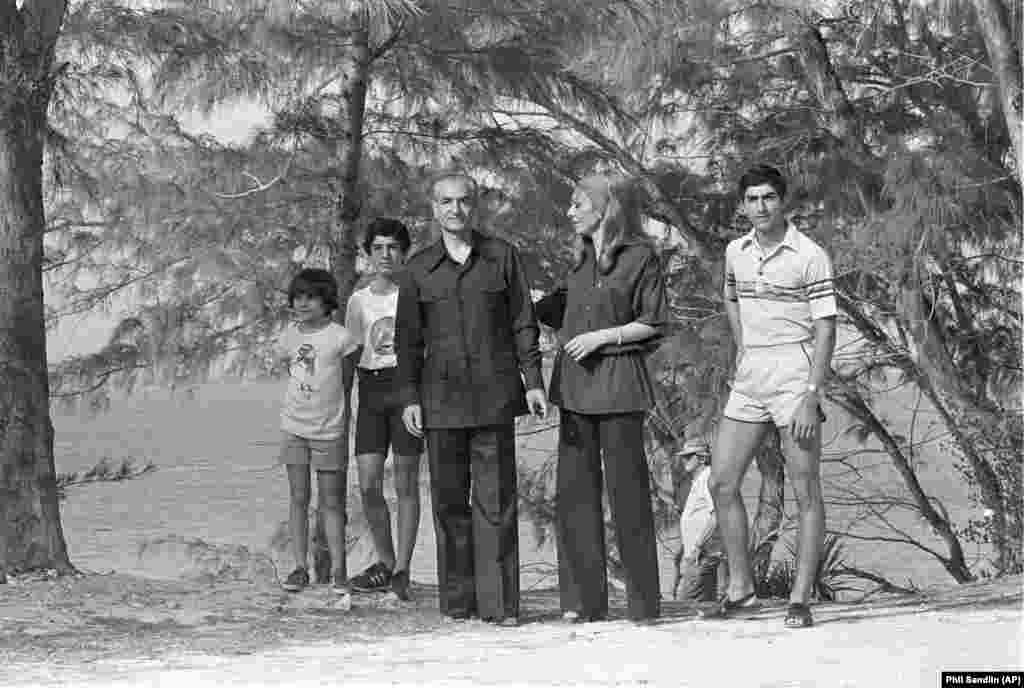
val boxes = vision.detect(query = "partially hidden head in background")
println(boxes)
[568,173,648,274]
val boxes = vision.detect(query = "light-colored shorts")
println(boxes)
[723,342,821,428]
[279,432,348,472]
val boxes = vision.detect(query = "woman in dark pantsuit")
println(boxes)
[536,173,667,624]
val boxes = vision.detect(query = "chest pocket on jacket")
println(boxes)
[594,270,635,322]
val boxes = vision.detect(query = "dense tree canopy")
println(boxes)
[0,0,1019,585]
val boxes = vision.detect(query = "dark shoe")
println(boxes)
[700,591,761,619]
[312,546,332,584]
[281,567,310,593]
[391,570,411,601]
[784,602,814,628]
[562,611,604,624]
[495,616,519,627]
[349,562,393,593]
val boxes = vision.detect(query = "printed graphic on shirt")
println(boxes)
[368,316,395,357]
[290,342,318,398]
[346,286,399,370]
[279,322,357,440]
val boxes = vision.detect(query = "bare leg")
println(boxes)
[392,453,422,574]
[780,429,825,606]
[709,418,769,601]
[286,464,312,570]
[356,453,396,570]
[317,469,348,580]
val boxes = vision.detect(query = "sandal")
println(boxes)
[784,603,814,628]
[700,591,761,619]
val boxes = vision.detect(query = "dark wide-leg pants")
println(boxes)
[426,424,519,621]
[556,409,660,621]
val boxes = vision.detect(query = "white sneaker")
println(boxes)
[332,573,353,611]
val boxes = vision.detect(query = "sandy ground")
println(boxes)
[0,570,1020,688]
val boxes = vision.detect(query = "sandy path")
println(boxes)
[5,593,1020,688]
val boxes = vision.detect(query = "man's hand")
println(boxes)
[789,393,820,447]
[402,403,424,438]
[525,388,548,419]
[564,330,610,362]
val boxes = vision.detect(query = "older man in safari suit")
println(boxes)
[395,171,547,626]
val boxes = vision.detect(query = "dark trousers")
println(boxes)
[679,552,723,602]
[426,424,519,621]
[556,410,660,621]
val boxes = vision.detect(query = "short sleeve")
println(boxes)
[344,291,364,347]
[632,249,668,330]
[275,325,295,362]
[805,245,837,320]
[724,245,738,303]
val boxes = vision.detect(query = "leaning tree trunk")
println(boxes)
[792,14,997,581]
[970,0,1023,180]
[0,1,73,579]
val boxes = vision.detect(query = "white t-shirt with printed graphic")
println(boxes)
[278,321,359,440]
[344,285,398,370]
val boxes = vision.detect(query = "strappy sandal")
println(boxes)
[699,591,761,619]
[784,603,814,628]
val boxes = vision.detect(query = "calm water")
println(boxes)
[53,380,985,595]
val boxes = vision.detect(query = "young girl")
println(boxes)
[536,173,667,624]
[278,268,358,596]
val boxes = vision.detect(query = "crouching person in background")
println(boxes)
[676,438,723,603]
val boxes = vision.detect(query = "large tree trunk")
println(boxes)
[329,18,371,311]
[0,1,73,578]
[313,12,372,585]
[970,0,1023,179]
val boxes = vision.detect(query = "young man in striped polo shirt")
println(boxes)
[707,165,837,628]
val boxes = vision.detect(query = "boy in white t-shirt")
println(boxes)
[343,219,423,601]
[277,268,359,596]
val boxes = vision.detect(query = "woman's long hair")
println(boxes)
[571,174,649,274]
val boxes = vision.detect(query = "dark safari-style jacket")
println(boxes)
[395,230,544,429]
[536,237,667,415]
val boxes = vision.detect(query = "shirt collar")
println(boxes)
[423,229,494,272]
[739,224,799,253]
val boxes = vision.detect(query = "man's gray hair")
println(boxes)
[428,170,479,200]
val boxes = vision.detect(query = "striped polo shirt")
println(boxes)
[724,225,837,348]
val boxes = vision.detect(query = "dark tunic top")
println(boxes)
[395,230,544,429]
[536,238,667,414]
